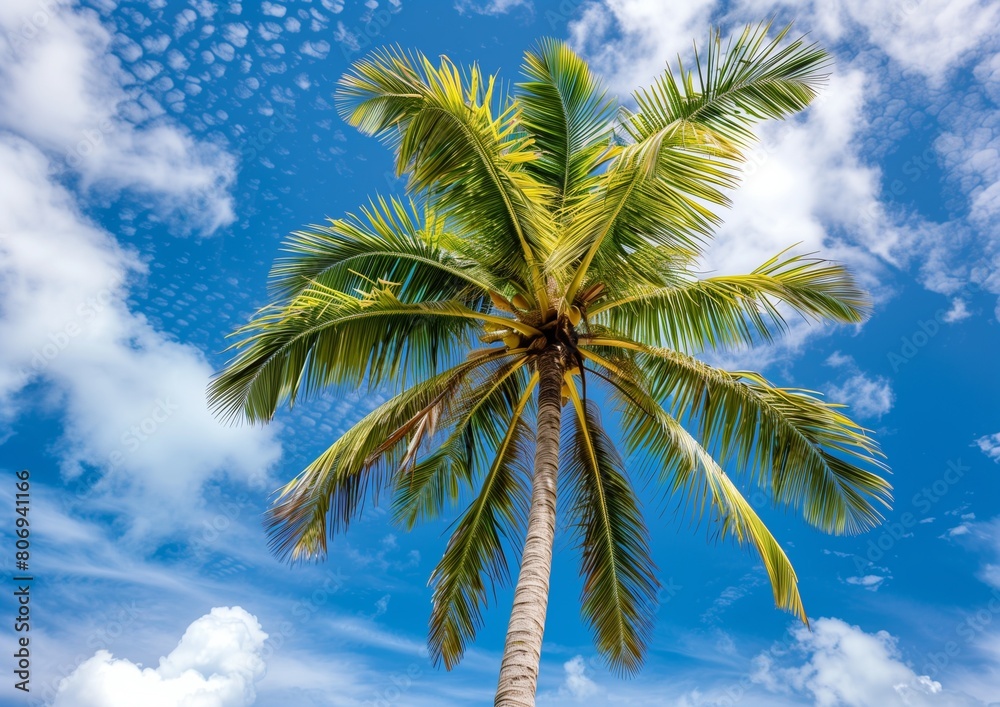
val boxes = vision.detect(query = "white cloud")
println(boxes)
[568,0,716,95]
[560,655,599,700]
[943,298,972,322]
[751,617,980,706]
[827,372,895,419]
[976,432,1000,462]
[0,0,282,539]
[454,0,531,15]
[51,607,267,707]
[735,0,1000,83]
[0,137,282,537]
[846,574,887,591]
[824,353,895,419]
[0,0,235,234]
[571,7,902,370]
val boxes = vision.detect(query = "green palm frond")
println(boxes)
[392,356,533,529]
[264,353,515,561]
[562,23,829,301]
[268,195,501,301]
[583,349,804,622]
[336,47,555,302]
[583,338,891,534]
[563,384,658,674]
[588,251,870,351]
[428,373,537,669]
[208,281,542,423]
[624,23,828,150]
[517,38,616,207]
[209,26,889,689]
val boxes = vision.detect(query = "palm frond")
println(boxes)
[588,251,870,351]
[583,349,805,622]
[268,195,501,302]
[581,338,891,534]
[428,373,538,669]
[624,23,829,150]
[264,353,515,561]
[392,356,533,528]
[517,38,616,207]
[336,47,555,302]
[562,384,658,674]
[562,22,829,302]
[208,279,541,424]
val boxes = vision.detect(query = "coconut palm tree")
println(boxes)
[208,24,891,707]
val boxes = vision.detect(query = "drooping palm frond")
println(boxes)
[517,38,616,208]
[427,373,538,669]
[562,386,658,674]
[336,47,555,302]
[583,348,804,621]
[264,352,515,561]
[208,280,542,424]
[392,355,533,529]
[588,251,870,352]
[583,337,891,534]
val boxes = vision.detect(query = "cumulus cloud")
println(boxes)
[845,574,887,591]
[51,607,267,707]
[823,353,895,419]
[975,432,1000,462]
[560,655,599,700]
[826,372,895,419]
[0,137,281,537]
[735,0,1000,83]
[751,617,980,706]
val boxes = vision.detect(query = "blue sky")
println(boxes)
[1,0,999,705]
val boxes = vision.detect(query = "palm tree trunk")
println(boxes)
[495,347,564,706]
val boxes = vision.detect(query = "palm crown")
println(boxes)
[209,24,891,705]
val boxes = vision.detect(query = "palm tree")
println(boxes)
[208,24,891,707]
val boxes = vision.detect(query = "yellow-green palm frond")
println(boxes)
[427,372,538,669]
[336,47,555,299]
[562,385,658,675]
[392,356,533,529]
[208,280,541,424]
[588,251,870,352]
[584,338,891,534]
[562,23,829,302]
[586,351,805,622]
[625,23,828,151]
[268,195,502,302]
[517,38,617,208]
[264,352,516,561]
